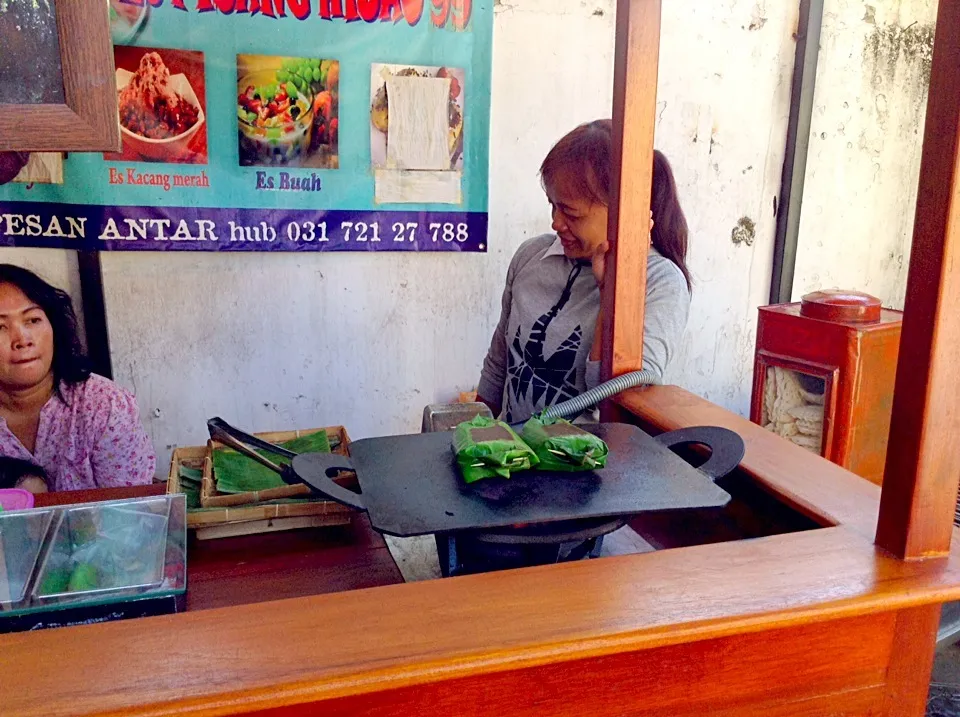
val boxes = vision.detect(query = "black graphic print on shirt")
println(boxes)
[505,263,585,422]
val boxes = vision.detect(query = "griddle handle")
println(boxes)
[289,454,366,512]
[654,426,745,481]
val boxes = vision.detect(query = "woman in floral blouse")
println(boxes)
[0,265,155,491]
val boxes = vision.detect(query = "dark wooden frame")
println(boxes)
[0,0,120,152]
[750,350,839,460]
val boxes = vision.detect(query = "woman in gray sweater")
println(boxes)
[477,120,692,423]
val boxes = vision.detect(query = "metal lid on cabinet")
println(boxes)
[800,290,882,323]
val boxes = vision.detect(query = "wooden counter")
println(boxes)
[3,0,957,710]
[1,386,959,716]
[185,519,403,611]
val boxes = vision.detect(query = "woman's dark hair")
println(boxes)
[0,264,91,397]
[0,456,48,490]
[539,119,692,290]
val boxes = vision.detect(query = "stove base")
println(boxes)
[435,518,628,577]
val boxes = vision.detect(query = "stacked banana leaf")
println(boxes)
[213,431,332,494]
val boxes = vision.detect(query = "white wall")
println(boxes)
[792,0,936,308]
[2,1,933,473]
[0,248,81,305]
[89,0,802,469]
[1,0,830,472]
[655,1,798,411]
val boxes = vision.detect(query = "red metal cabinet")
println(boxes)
[750,291,902,485]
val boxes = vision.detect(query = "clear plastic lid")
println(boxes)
[0,509,55,607]
[0,494,186,616]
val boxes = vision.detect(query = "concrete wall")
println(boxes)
[8,0,934,474]
[0,248,81,307]
[655,1,798,410]
[792,0,936,308]
[0,0,802,471]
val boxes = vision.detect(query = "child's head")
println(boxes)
[0,457,49,494]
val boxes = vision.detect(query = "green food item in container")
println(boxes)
[521,414,609,472]
[452,415,539,484]
[39,567,71,595]
[67,563,100,592]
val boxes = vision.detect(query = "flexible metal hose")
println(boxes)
[540,369,661,420]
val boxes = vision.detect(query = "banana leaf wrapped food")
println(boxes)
[452,415,539,483]
[521,415,608,472]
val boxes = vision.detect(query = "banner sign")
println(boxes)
[0,0,491,252]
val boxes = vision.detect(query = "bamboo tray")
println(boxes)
[166,427,356,532]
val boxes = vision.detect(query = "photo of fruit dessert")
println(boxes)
[370,63,464,171]
[105,46,208,165]
[236,54,339,169]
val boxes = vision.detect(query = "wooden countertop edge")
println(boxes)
[5,387,959,717]
[102,573,960,717]
[616,385,882,537]
[6,526,960,717]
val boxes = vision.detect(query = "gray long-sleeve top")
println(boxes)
[478,234,690,423]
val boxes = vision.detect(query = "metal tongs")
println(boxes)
[206,416,298,479]
[205,417,365,510]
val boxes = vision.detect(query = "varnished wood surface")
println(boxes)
[617,385,881,537]
[750,305,902,485]
[186,518,403,611]
[881,605,942,716]
[0,0,120,151]
[3,388,958,716]
[875,0,960,559]
[3,524,960,716]
[33,483,167,507]
[600,0,660,381]
[250,613,894,717]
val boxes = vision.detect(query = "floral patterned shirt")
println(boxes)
[0,374,156,491]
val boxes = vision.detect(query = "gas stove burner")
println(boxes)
[435,517,629,576]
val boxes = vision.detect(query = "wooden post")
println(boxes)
[875,0,960,559]
[600,0,661,388]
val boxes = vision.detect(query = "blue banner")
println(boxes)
[0,0,492,252]
[0,201,487,251]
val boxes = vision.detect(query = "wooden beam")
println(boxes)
[880,605,942,716]
[600,0,661,384]
[875,0,960,559]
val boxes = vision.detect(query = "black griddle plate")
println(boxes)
[289,423,733,537]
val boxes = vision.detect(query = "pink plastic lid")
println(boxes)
[0,488,35,511]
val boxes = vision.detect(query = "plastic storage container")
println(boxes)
[0,494,186,621]
[34,498,171,604]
